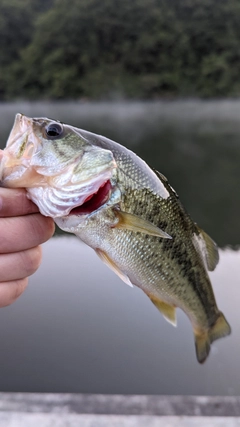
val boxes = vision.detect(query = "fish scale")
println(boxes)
[75,173,215,317]
[0,113,231,363]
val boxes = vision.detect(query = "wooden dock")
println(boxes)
[0,393,239,426]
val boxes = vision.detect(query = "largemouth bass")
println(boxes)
[0,113,231,363]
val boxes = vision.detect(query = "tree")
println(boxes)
[2,0,240,99]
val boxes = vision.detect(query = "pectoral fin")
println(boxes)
[148,294,177,327]
[95,248,133,287]
[114,210,172,239]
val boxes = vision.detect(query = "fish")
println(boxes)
[0,113,231,363]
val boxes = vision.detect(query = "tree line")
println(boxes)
[1,0,240,100]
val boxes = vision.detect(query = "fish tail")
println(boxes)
[209,311,231,344]
[194,332,211,364]
[194,312,231,364]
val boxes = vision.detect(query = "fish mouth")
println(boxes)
[68,180,112,216]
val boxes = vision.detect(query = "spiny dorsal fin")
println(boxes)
[193,226,219,272]
[114,210,172,239]
[148,294,177,327]
[152,168,179,197]
[152,168,168,183]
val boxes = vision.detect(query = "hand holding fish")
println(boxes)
[0,183,55,307]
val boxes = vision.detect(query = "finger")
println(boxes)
[0,214,55,254]
[0,188,39,217]
[0,246,42,282]
[0,278,29,308]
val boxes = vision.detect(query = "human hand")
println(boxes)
[0,187,55,307]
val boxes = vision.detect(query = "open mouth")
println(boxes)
[69,180,112,215]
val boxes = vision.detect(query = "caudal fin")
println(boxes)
[209,311,231,344]
[194,312,231,364]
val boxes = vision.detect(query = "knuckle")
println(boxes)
[0,218,14,252]
[0,214,55,254]
[0,188,38,217]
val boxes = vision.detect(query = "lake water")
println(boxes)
[0,100,239,394]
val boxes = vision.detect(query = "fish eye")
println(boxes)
[45,122,63,139]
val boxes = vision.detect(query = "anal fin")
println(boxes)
[148,294,177,327]
[95,248,133,287]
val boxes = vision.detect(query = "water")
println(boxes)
[0,100,239,394]
[1,99,240,247]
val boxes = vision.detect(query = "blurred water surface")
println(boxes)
[1,99,239,247]
[0,100,239,394]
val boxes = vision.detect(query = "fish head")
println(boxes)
[1,113,117,217]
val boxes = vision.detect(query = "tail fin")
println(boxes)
[194,312,231,364]
[209,311,231,344]
[194,332,211,364]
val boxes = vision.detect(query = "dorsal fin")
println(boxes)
[193,226,219,271]
[152,168,168,183]
[152,168,179,198]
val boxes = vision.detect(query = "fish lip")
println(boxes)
[67,179,112,216]
[1,114,40,185]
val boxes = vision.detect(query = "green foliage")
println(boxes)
[1,0,240,99]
